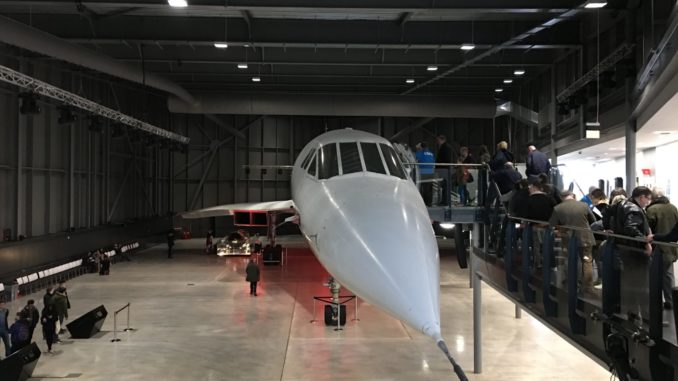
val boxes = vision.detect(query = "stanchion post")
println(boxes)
[473,270,482,373]
[334,302,342,331]
[123,302,135,332]
[353,296,359,321]
[310,298,316,323]
[110,312,120,342]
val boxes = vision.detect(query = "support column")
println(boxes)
[68,123,75,229]
[550,65,558,164]
[515,305,522,319]
[625,119,636,195]
[473,270,482,374]
[16,106,25,238]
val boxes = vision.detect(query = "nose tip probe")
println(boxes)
[437,339,469,381]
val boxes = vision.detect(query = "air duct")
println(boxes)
[167,93,497,118]
[0,15,195,105]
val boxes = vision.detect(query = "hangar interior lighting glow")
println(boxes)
[494,88,503,93]
[460,44,475,51]
[585,2,607,8]
[426,65,438,71]
[237,63,248,69]
[503,79,513,84]
[252,77,261,82]
[168,0,188,7]
[439,223,455,229]
[514,69,526,76]
[214,42,228,49]
[405,78,415,84]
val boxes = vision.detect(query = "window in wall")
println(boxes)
[380,143,407,180]
[360,143,387,175]
[318,143,339,179]
[339,142,363,175]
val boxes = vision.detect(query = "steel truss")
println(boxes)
[0,64,189,144]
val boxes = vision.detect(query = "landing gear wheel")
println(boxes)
[324,304,347,326]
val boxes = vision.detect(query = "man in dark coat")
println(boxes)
[489,141,514,172]
[167,230,175,258]
[645,188,678,309]
[435,135,453,205]
[549,190,597,295]
[0,301,9,358]
[22,300,40,341]
[525,144,551,181]
[613,186,652,254]
[245,258,261,296]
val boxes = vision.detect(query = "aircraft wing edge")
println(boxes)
[179,200,296,219]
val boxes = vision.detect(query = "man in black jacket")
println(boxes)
[613,186,652,255]
[0,301,9,359]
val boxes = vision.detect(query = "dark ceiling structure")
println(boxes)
[0,0,638,99]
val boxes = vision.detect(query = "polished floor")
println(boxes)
[4,237,612,380]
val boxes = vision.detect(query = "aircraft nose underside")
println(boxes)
[314,181,441,338]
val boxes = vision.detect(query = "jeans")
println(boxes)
[0,329,10,357]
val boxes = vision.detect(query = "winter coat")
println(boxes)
[52,292,69,318]
[646,197,678,262]
[489,149,514,172]
[245,261,260,282]
[549,199,596,246]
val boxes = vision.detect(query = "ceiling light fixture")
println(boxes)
[494,88,503,93]
[503,79,513,84]
[460,44,475,51]
[427,65,438,71]
[252,77,261,82]
[406,78,415,84]
[584,1,607,8]
[214,42,228,49]
[514,69,526,76]
[237,63,248,69]
[168,0,188,7]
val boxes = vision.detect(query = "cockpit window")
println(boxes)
[307,154,317,177]
[380,143,408,180]
[360,143,387,175]
[318,143,339,180]
[300,149,315,170]
[339,142,362,175]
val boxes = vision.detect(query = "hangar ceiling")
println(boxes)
[0,1,639,98]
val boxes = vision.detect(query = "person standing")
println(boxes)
[0,301,10,359]
[53,284,69,333]
[9,312,30,354]
[22,300,40,342]
[245,257,261,296]
[167,230,175,258]
[549,190,597,295]
[525,144,551,182]
[435,135,453,206]
[415,142,435,206]
[489,141,514,172]
[40,304,58,354]
[645,187,678,310]
[205,230,214,255]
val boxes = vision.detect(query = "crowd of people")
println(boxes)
[0,280,71,358]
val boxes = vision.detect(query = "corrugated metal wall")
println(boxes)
[0,51,518,241]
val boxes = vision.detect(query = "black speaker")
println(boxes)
[66,305,108,339]
[0,342,41,381]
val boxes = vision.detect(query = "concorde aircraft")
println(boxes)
[181,128,467,380]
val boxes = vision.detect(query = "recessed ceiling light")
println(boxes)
[460,44,475,51]
[168,0,188,7]
[503,79,513,84]
[406,78,415,84]
[653,131,673,135]
[586,121,601,127]
[237,63,248,69]
[494,88,503,93]
[243,44,250,48]
[426,65,438,71]
[584,2,607,8]
[514,69,526,76]
[214,42,228,49]
[252,77,261,82]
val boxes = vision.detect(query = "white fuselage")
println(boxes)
[290,129,442,341]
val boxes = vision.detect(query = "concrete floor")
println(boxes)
[4,237,612,381]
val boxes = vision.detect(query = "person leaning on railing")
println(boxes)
[612,186,653,257]
[647,188,678,310]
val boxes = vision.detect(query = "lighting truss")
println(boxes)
[0,64,189,144]
[556,43,634,103]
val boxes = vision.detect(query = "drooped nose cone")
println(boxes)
[315,179,441,339]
